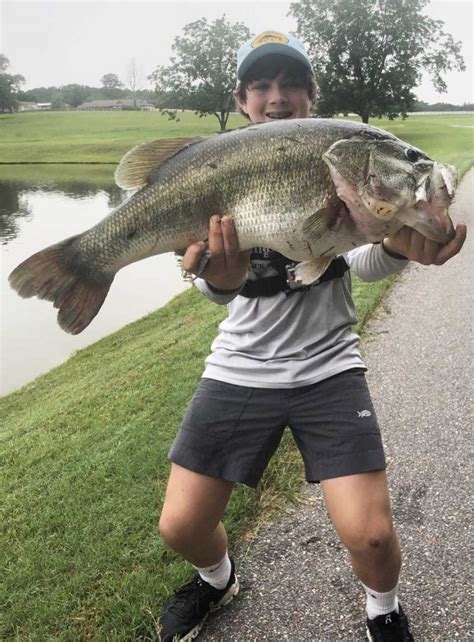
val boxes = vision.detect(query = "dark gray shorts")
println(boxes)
[168,368,385,488]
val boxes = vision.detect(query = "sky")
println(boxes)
[1,0,473,105]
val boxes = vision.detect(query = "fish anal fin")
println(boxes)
[291,257,333,286]
[9,238,113,334]
[114,137,203,190]
[302,208,334,241]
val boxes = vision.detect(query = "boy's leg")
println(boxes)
[321,470,400,591]
[159,462,235,567]
[322,471,413,640]
[159,379,286,639]
[158,464,238,641]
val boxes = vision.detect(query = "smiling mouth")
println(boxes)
[266,111,293,119]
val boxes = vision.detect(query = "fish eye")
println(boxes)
[405,148,420,162]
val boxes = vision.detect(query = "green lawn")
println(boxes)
[369,113,474,178]
[1,111,472,640]
[0,111,472,177]
[0,110,247,164]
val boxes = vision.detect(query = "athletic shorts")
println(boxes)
[168,368,385,488]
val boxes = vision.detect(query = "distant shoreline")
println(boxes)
[340,111,474,116]
[406,111,474,115]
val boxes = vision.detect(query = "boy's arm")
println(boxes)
[183,215,250,304]
[192,277,244,305]
[345,242,409,282]
[346,224,467,282]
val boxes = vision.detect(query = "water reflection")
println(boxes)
[1,167,190,396]
[0,181,34,244]
[0,178,124,246]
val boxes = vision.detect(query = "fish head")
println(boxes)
[322,134,456,243]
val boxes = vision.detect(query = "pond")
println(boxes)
[0,167,189,396]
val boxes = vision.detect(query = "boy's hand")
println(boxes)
[383,224,467,265]
[183,215,251,291]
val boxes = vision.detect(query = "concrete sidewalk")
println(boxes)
[202,169,473,641]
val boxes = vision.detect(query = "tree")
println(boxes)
[149,16,251,131]
[50,90,66,110]
[101,73,122,90]
[0,54,25,113]
[290,0,465,123]
[100,73,124,99]
[59,84,92,108]
[126,59,143,109]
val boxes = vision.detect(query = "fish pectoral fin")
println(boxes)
[292,257,333,286]
[302,208,334,241]
[115,137,203,190]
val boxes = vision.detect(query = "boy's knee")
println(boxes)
[340,521,396,556]
[159,511,188,547]
[159,509,208,549]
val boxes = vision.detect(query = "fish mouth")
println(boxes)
[265,111,293,120]
[396,165,457,243]
[397,203,456,243]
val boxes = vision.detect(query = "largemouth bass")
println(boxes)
[9,118,456,334]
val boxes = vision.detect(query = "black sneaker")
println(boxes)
[366,604,414,641]
[158,559,239,641]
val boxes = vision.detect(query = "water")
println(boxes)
[0,170,190,396]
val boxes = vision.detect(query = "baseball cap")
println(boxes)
[236,31,313,81]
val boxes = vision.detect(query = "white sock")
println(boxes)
[362,581,399,620]
[195,552,232,590]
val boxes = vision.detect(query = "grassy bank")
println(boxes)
[0,162,116,187]
[1,277,393,641]
[1,111,473,176]
[0,110,247,164]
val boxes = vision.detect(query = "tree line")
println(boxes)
[1,0,467,127]
[411,101,474,112]
[16,84,156,110]
[6,63,153,110]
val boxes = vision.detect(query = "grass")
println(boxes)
[368,113,474,178]
[0,110,247,164]
[0,111,473,176]
[0,162,116,187]
[1,110,472,640]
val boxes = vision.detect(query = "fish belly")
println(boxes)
[232,202,314,261]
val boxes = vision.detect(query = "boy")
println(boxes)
[157,32,466,641]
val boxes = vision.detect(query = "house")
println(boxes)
[18,102,52,111]
[77,98,155,111]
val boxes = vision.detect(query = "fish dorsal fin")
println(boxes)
[302,208,334,241]
[114,137,203,190]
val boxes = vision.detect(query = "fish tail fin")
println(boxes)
[8,236,113,334]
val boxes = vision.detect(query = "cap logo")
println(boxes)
[251,31,288,49]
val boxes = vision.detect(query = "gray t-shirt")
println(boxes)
[194,243,408,388]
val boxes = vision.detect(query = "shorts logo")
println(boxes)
[357,409,372,418]
[252,31,289,49]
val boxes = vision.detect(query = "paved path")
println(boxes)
[202,169,473,641]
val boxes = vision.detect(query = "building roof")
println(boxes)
[77,98,155,110]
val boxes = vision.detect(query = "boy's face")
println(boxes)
[235,70,313,124]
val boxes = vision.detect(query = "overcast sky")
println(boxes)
[2,0,473,104]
